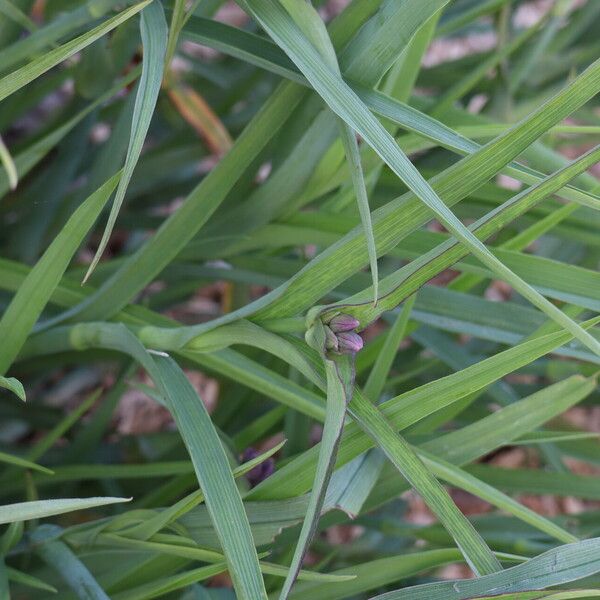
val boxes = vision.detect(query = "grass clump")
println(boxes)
[1,0,600,598]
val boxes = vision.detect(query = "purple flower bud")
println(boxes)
[328,313,360,333]
[324,325,339,351]
[242,448,275,487]
[336,331,363,354]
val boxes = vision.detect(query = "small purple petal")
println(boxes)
[328,314,360,333]
[242,448,259,462]
[242,448,275,487]
[336,331,363,354]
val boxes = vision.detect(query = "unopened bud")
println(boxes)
[324,325,339,351]
[328,313,360,333]
[336,331,363,354]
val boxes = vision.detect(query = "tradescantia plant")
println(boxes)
[1,0,600,597]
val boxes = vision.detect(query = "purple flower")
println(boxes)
[241,448,275,487]
[328,314,360,333]
[336,331,363,354]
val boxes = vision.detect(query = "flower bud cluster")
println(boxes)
[323,313,363,355]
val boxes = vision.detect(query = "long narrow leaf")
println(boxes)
[0,497,129,525]
[371,538,600,600]
[241,0,600,358]
[0,1,150,102]
[84,1,167,282]
[151,355,268,600]
[0,174,119,374]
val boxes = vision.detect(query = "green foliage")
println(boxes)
[0,0,599,598]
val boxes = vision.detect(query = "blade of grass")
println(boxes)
[0,174,119,375]
[0,134,17,190]
[370,537,600,600]
[420,452,577,544]
[345,387,502,577]
[277,354,354,599]
[0,1,150,103]
[364,295,416,400]
[0,451,53,475]
[152,355,268,600]
[5,567,57,594]
[84,0,167,282]
[278,0,378,303]
[0,375,25,401]
[180,17,600,210]
[33,526,111,600]
[0,0,37,34]
[241,0,600,358]
[316,145,600,327]
[165,0,187,67]
[0,497,129,525]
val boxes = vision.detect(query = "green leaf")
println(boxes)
[84,0,167,282]
[465,466,600,500]
[0,1,150,103]
[6,567,57,594]
[34,527,111,600]
[364,295,416,400]
[0,375,25,401]
[0,0,37,34]
[0,174,119,375]
[151,355,268,600]
[111,563,227,600]
[180,16,600,210]
[241,0,600,357]
[0,450,53,474]
[0,134,17,190]
[165,0,187,67]
[0,497,129,525]
[420,452,577,544]
[347,389,502,577]
[286,549,465,600]
[278,353,354,599]
[370,538,600,599]
[279,0,378,303]
[318,145,600,327]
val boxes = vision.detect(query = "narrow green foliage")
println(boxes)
[152,356,268,600]
[84,1,167,282]
[0,497,129,525]
[1,1,599,597]
[371,538,600,599]
[0,375,25,401]
[364,295,416,400]
[278,353,354,599]
[0,1,150,103]
[0,175,119,374]
[35,531,112,600]
[0,134,17,190]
